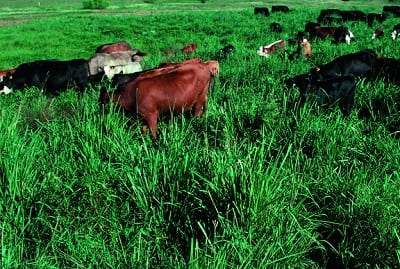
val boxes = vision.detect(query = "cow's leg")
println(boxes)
[142,112,158,139]
[194,95,207,117]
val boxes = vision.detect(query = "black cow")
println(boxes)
[270,22,283,33]
[311,76,356,116]
[216,44,235,60]
[319,9,342,18]
[333,26,354,44]
[286,73,356,115]
[271,5,290,13]
[310,49,378,81]
[367,13,387,27]
[254,7,269,16]
[304,22,321,33]
[318,15,343,25]
[340,10,367,22]
[383,6,400,17]
[0,59,91,96]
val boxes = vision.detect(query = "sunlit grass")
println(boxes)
[1,1,400,268]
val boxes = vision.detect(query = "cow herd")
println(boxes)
[0,41,221,139]
[1,5,400,139]
[253,5,400,116]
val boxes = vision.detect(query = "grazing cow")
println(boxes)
[110,58,204,87]
[257,40,285,57]
[383,6,400,17]
[254,7,269,16]
[288,31,307,46]
[304,22,320,33]
[367,13,387,27]
[391,23,400,40]
[307,25,337,40]
[286,73,356,115]
[215,44,235,60]
[340,10,367,22]
[318,16,343,25]
[95,41,132,53]
[301,39,312,59]
[103,62,142,79]
[310,49,378,81]
[99,60,219,139]
[319,9,342,18]
[289,38,312,60]
[0,68,16,82]
[311,76,356,116]
[181,43,197,54]
[333,26,354,44]
[271,5,290,13]
[0,59,90,96]
[88,50,146,77]
[270,22,283,33]
[372,27,384,39]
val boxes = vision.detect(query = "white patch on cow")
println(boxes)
[0,85,12,95]
[103,65,111,77]
[104,62,143,79]
[392,30,397,40]
[349,30,354,38]
[345,34,351,45]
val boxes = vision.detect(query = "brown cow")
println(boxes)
[95,41,132,53]
[301,39,312,59]
[111,58,204,87]
[257,39,285,57]
[181,43,197,54]
[308,26,337,39]
[99,60,219,139]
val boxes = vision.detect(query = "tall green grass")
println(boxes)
[1,2,400,268]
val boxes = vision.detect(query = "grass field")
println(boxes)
[1,0,400,268]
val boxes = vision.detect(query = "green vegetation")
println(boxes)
[0,1,400,268]
[82,0,109,9]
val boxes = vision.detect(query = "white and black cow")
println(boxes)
[88,50,146,78]
[0,59,91,96]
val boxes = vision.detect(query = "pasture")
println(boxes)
[1,0,400,268]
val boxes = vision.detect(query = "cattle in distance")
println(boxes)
[391,23,400,40]
[0,59,91,96]
[270,22,283,33]
[271,5,290,13]
[254,7,269,16]
[372,27,384,39]
[181,43,197,54]
[383,6,400,17]
[257,40,285,58]
[215,44,235,60]
[95,41,132,53]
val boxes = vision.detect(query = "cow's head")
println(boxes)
[131,51,147,62]
[0,75,14,95]
[392,30,398,40]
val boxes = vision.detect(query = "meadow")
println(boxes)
[1,0,400,268]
